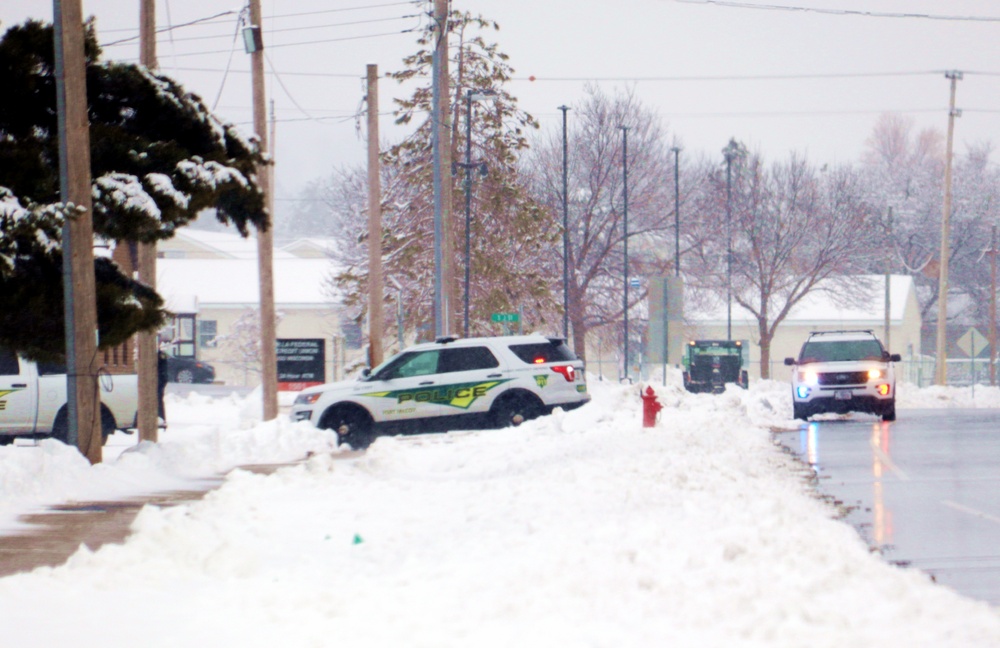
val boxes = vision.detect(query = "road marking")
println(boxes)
[869,436,909,481]
[941,500,1000,526]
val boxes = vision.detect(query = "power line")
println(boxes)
[512,70,943,82]
[101,10,238,47]
[674,0,1000,22]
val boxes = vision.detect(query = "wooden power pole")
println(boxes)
[935,70,962,386]
[248,0,278,420]
[137,0,159,442]
[366,64,384,367]
[431,0,453,338]
[54,0,101,463]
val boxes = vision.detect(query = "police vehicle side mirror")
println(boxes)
[889,353,901,362]
[784,358,796,366]
[360,367,372,380]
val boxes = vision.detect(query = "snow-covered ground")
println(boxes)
[1,377,999,646]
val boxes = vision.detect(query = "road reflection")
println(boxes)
[870,421,893,548]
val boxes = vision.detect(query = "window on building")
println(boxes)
[199,320,218,348]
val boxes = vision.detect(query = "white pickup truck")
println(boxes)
[0,348,138,445]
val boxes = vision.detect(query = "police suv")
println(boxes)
[784,330,900,422]
[290,335,590,448]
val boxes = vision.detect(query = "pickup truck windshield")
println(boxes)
[800,339,884,363]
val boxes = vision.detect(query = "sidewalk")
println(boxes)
[0,464,290,578]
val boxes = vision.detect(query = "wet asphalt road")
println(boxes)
[774,409,1000,607]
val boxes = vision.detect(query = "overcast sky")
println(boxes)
[2,0,999,218]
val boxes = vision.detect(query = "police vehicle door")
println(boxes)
[434,346,506,417]
[361,349,446,422]
[0,350,37,434]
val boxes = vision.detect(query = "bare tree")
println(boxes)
[687,144,880,378]
[526,85,676,360]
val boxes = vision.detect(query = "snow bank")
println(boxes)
[0,379,998,646]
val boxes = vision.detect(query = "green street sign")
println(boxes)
[491,312,520,323]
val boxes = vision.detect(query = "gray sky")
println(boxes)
[3,0,999,216]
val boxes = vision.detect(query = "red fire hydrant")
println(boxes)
[641,386,663,428]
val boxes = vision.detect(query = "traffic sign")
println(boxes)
[629,277,641,289]
[491,312,519,323]
[957,327,989,358]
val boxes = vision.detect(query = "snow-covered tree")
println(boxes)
[327,9,554,344]
[0,20,266,360]
[686,143,881,378]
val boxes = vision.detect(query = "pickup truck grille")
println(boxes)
[818,371,869,386]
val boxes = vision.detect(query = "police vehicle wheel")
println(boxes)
[324,406,374,449]
[881,401,896,422]
[492,393,544,428]
[792,403,809,421]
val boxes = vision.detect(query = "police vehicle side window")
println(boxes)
[0,349,19,376]
[507,341,577,364]
[438,347,499,373]
[386,351,440,379]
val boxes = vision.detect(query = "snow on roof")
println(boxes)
[156,257,342,310]
[690,274,915,326]
[166,228,297,260]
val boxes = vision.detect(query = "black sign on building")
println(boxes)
[276,338,325,390]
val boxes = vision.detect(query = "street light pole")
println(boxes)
[464,89,473,338]
[671,146,681,277]
[723,140,739,341]
[559,105,571,340]
[458,89,494,338]
[622,126,630,382]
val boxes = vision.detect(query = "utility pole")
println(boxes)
[431,0,452,338]
[54,0,101,463]
[136,0,158,443]
[935,70,962,386]
[671,146,681,277]
[366,64,384,367]
[248,0,277,419]
[621,126,630,382]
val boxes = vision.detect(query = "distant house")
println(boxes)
[157,228,297,260]
[280,237,338,259]
[678,274,922,381]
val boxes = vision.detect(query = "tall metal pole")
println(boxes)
[725,150,733,340]
[137,0,159,443]
[559,105,570,340]
[672,147,681,277]
[990,225,997,386]
[935,70,962,386]
[55,0,101,463]
[366,64,383,366]
[621,126,630,382]
[248,0,277,419]
[464,89,473,337]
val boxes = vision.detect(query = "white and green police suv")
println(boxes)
[290,335,590,448]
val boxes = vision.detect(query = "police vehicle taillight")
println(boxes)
[551,365,575,382]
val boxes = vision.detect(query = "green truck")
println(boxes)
[681,340,749,394]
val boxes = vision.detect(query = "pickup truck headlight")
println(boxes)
[294,392,322,405]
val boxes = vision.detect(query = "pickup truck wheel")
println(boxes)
[491,392,545,428]
[321,405,374,450]
[51,410,69,444]
[101,407,116,444]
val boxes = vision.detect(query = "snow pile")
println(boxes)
[0,380,998,646]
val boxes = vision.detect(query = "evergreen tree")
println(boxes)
[0,20,266,361]
[331,10,555,343]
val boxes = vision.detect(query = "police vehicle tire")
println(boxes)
[321,405,374,449]
[491,391,545,428]
[792,402,809,421]
[881,401,896,422]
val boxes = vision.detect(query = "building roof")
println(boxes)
[156,257,341,311]
[690,274,916,327]
[160,228,297,260]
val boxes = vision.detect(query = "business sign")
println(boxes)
[277,338,325,391]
